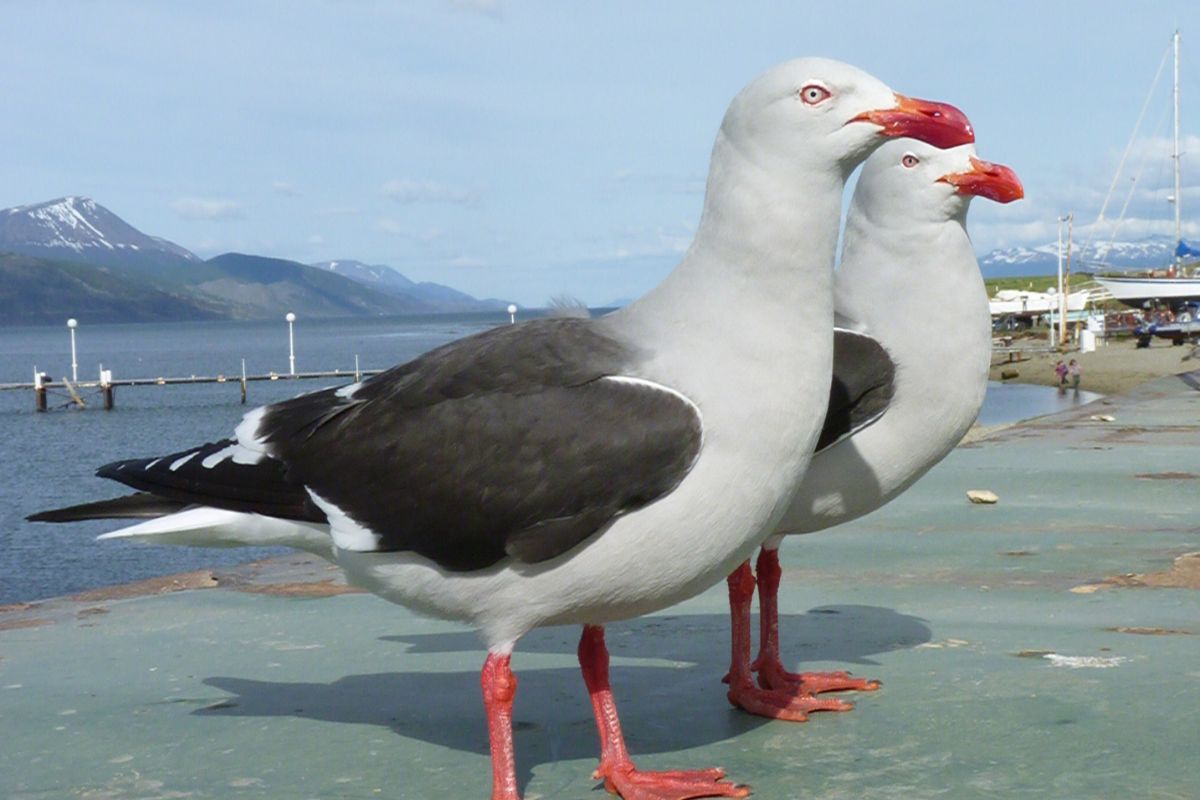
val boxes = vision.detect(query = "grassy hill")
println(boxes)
[0,252,220,325]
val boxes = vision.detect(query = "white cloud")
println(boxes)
[272,181,301,196]
[170,197,245,221]
[376,220,447,245]
[967,132,1200,256]
[447,255,486,268]
[382,179,477,205]
[376,218,405,235]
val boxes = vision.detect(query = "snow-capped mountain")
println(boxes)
[978,235,1177,277]
[311,259,509,311]
[0,196,199,273]
[311,259,418,293]
[0,196,512,324]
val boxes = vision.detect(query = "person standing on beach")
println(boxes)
[1055,360,1068,388]
[1068,359,1081,391]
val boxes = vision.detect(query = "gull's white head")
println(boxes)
[718,57,976,180]
[853,139,1024,227]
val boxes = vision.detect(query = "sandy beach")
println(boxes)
[990,336,1200,395]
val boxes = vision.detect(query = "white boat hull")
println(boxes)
[988,290,1090,316]
[1092,275,1200,305]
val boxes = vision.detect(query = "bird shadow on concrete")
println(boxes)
[197,606,928,793]
[377,605,930,667]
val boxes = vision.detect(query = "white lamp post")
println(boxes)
[507,304,518,324]
[1055,216,1067,347]
[67,318,78,382]
[286,312,297,375]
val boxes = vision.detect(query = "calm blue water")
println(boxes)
[0,316,1096,605]
[0,313,517,606]
[975,380,1103,426]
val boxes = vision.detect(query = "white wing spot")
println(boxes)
[201,444,238,469]
[169,452,199,472]
[336,382,362,399]
[231,406,268,464]
[199,443,265,468]
[306,489,382,552]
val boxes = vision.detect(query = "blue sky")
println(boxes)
[4,1,1200,306]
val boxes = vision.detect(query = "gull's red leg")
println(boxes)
[751,547,879,697]
[724,560,850,721]
[724,561,756,688]
[579,624,750,799]
[482,651,521,800]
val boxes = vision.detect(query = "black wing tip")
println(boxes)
[27,493,187,523]
[96,461,125,480]
[27,506,93,523]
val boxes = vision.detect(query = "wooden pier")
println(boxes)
[0,363,382,412]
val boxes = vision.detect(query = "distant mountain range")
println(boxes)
[978,236,1177,278]
[309,259,510,312]
[0,197,511,326]
[5,196,1182,326]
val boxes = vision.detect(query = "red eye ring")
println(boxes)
[901,154,920,168]
[799,84,831,106]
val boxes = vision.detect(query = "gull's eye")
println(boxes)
[901,154,920,168]
[799,84,831,106]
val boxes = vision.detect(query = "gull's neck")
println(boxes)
[611,129,843,355]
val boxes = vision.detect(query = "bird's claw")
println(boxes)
[726,678,853,722]
[753,657,880,695]
[594,760,750,799]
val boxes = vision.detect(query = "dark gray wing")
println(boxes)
[260,318,701,570]
[76,318,702,572]
[815,327,895,452]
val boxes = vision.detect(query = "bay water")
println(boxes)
[0,315,1099,605]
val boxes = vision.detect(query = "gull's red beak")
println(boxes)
[939,156,1024,203]
[850,93,975,149]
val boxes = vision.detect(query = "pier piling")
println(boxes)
[34,370,47,412]
[100,367,114,410]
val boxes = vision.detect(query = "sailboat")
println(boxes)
[1093,30,1200,308]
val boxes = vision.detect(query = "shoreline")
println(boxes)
[988,337,1200,395]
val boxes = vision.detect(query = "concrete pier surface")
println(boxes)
[3,373,1198,799]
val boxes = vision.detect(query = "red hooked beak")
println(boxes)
[850,93,975,149]
[939,156,1024,203]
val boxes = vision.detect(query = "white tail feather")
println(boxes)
[98,507,333,558]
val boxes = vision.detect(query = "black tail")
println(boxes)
[27,492,186,523]
[94,439,323,522]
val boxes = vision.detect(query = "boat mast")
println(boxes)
[1174,29,1182,265]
